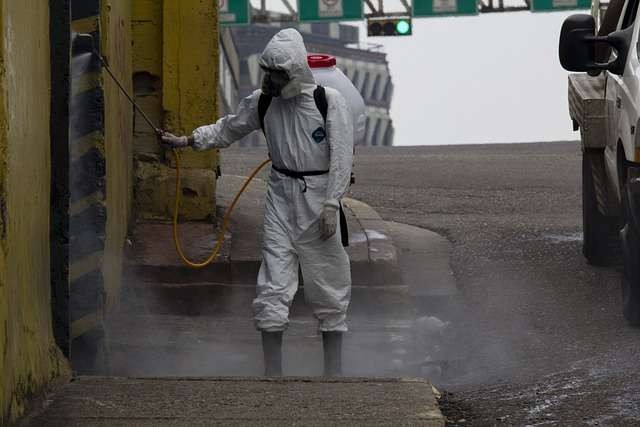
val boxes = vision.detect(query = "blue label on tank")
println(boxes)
[312,127,326,143]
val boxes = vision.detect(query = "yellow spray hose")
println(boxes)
[172,149,272,268]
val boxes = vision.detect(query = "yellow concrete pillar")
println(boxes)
[163,0,220,170]
[132,0,163,158]
[132,0,219,222]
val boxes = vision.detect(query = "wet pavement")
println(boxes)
[222,143,640,425]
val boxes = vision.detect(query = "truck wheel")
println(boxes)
[621,181,640,326]
[582,152,620,266]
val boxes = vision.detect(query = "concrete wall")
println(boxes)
[0,0,69,422]
[133,0,219,222]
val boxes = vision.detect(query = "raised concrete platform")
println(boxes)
[24,377,444,426]
[109,222,457,381]
[125,174,405,316]
[130,174,401,287]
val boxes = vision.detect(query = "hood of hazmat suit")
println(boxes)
[191,28,354,333]
[257,29,316,99]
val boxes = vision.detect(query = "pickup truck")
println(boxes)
[560,0,640,325]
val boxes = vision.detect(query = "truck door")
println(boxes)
[605,0,640,199]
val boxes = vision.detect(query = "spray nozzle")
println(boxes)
[71,32,159,133]
[72,33,97,56]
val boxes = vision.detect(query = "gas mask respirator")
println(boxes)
[261,69,290,98]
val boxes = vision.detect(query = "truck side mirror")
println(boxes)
[559,14,633,76]
[559,14,598,71]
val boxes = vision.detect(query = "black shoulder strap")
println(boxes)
[260,87,326,132]
[258,93,273,133]
[313,85,328,125]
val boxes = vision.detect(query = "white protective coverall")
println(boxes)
[191,29,354,332]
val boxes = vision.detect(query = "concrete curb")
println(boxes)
[122,281,411,317]
[128,174,403,287]
[25,376,444,426]
[385,221,456,298]
[343,198,402,286]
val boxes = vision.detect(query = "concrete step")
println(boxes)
[24,377,444,426]
[121,280,411,318]
[106,313,431,378]
[125,223,401,287]
[126,186,403,288]
[127,257,401,288]
[112,220,459,382]
[122,220,457,322]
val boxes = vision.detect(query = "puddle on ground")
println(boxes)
[350,233,367,244]
[365,229,389,241]
[350,230,389,244]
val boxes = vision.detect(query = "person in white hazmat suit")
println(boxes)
[160,28,354,377]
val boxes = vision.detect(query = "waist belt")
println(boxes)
[272,165,329,193]
[271,165,349,247]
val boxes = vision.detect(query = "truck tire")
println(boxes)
[621,180,640,326]
[582,152,620,266]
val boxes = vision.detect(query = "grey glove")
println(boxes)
[159,131,191,148]
[319,205,338,240]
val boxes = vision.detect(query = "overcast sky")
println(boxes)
[356,11,579,145]
[250,1,580,145]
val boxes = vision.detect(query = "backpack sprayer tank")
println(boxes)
[308,54,366,146]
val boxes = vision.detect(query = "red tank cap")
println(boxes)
[308,54,336,68]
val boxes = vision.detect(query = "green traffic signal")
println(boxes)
[367,17,412,37]
[396,20,411,35]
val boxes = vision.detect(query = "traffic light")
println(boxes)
[367,17,412,37]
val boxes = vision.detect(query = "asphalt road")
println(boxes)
[223,142,640,426]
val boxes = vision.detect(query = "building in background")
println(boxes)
[219,25,242,119]
[219,20,394,147]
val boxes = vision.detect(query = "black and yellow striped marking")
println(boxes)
[69,1,107,340]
